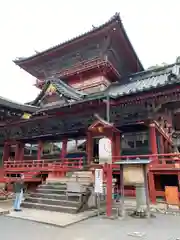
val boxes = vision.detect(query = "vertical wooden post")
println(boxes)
[120,164,124,216]
[14,142,20,161]
[19,143,24,161]
[159,134,164,154]
[115,132,121,157]
[61,138,68,159]
[148,171,156,203]
[106,163,112,217]
[37,140,43,160]
[149,123,157,203]
[106,134,113,217]
[2,143,10,164]
[164,140,168,153]
[87,131,93,165]
[149,123,158,156]
[111,133,116,162]
[1,143,9,178]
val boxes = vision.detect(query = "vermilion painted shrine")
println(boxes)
[1,13,180,204]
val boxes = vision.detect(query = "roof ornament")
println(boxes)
[34,50,40,54]
[176,56,180,63]
[171,64,180,77]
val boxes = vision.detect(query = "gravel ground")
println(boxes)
[1,214,180,240]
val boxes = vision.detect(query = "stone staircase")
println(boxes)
[22,171,96,214]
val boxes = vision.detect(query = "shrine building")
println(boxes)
[1,13,180,204]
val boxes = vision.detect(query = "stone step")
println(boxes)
[22,202,77,213]
[46,182,67,186]
[25,196,79,207]
[69,176,92,181]
[70,175,92,179]
[36,188,66,195]
[46,178,69,184]
[72,171,92,177]
[38,184,67,190]
[69,179,92,184]
[30,192,80,201]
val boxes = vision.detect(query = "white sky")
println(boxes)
[0,0,180,103]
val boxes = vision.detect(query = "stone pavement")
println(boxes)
[7,208,100,227]
[1,214,180,240]
[1,198,180,228]
[0,199,12,215]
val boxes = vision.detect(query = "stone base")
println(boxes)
[129,210,155,218]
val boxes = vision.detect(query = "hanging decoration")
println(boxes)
[46,84,56,96]
[22,113,31,119]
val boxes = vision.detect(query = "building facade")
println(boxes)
[0,13,180,202]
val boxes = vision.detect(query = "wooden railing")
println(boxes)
[3,153,180,173]
[4,158,85,172]
[111,153,180,170]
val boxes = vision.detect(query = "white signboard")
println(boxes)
[95,169,103,194]
[99,137,112,164]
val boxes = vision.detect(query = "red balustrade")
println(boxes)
[3,153,180,176]
[4,157,84,172]
[111,153,180,170]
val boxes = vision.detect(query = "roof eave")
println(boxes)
[13,14,120,66]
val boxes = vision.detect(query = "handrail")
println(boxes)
[4,157,85,171]
[3,153,180,173]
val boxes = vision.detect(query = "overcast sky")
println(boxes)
[0,0,180,103]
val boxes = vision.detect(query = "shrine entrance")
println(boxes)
[87,119,121,164]
[86,119,121,217]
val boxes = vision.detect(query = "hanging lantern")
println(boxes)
[98,126,104,133]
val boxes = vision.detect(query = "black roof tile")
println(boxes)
[32,77,86,106]
[50,78,86,100]
[13,13,143,71]
[0,96,39,112]
[106,63,180,98]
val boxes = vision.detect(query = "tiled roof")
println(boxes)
[13,13,143,71]
[32,77,86,106]
[50,78,86,100]
[0,96,39,112]
[107,63,180,98]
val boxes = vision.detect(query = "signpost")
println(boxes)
[94,169,103,194]
[95,168,103,215]
[98,137,113,217]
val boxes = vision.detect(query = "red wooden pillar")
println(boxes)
[165,140,168,153]
[149,123,157,203]
[1,143,9,178]
[14,142,20,161]
[149,123,158,158]
[148,171,156,203]
[19,143,24,161]
[37,141,43,160]
[115,132,121,157]
[61,138,68,159]
[106,163,112,217]
[2,143,10,163]
[106,134,113,217]
[86,131,93,165]
[111,133,116,161]
[159,134,164,154]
